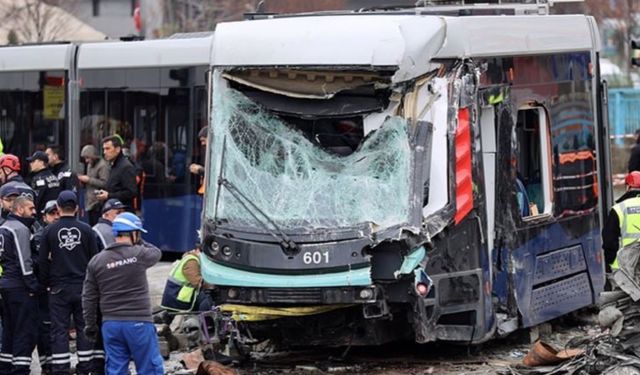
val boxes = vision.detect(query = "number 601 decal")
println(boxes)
[302,251,329,264]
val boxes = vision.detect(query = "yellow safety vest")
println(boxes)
[160,254,200,312]
[611,197,640,269]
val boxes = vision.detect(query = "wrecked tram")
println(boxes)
[200,6,611,346]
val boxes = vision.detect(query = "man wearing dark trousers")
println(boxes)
[31,200,59,374]
[95,136,138,210]
[39,191,98,375]
[0,195,38,375]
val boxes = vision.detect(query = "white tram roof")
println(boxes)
[78,36,214,70]
[212,13,598,82]
[0,44,74,72]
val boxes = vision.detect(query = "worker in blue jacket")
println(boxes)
[0,195,38,375]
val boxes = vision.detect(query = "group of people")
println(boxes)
[0,135,164,374]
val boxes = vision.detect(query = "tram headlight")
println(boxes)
[222,246,232,257]
[416,282,430,297]
[210,241,220,255]
[228,288,238,299]
[359,288,374,300]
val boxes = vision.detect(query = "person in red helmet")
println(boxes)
[603,171,640,271]
[0,154,23,185]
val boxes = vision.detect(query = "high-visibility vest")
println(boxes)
[611,197,640,269]
[160,254,200,312]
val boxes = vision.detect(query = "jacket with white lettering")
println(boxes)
[0,215,39,292]
[82,240,161,327]
[52,162,79,194]
[30,168,61,217]
[38,216,98,287]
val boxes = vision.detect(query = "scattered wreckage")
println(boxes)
[197,0,612,350]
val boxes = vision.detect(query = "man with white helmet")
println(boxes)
[82,212,163,374]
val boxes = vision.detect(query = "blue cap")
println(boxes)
[112,212,147,236]
[42,200,58,214]
[56,190,78,206]
[0,184,19,198]
[1,182,34,200]
[102,198,127,214]
[26,151,48,164]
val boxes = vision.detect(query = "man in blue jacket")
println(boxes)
[0,195,38,375]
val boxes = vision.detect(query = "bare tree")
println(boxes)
[0,0,80,43]
[161,0,257,36]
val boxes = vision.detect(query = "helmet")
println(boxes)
[626,171,640,188]
[112,212,147,236]
[0,154,20,172]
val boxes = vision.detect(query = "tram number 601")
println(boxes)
[302,251,329,265]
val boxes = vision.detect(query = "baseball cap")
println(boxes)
[42,200,58,214]
[102,198,127,213]
[56,190,78,206]
[0,184,19,199]
[26,151,49,164]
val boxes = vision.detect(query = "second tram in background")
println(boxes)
[0,34,213,252]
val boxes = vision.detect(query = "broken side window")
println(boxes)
[515,106,553,218]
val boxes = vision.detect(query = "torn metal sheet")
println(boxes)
[394,246,427,278]
[222,70,389,99]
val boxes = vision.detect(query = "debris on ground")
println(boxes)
[196,361,239,375]
[509,244,640,374]
[522,341,583,367]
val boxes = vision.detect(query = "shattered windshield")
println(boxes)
[205,72,415,233]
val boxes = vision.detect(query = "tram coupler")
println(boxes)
[363,299,390,319]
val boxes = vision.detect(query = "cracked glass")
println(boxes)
[205,73,414,232]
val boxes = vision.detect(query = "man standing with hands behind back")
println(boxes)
[95,136,137,210]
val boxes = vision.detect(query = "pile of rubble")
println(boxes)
[512,244,640,375]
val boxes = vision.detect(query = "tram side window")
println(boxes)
[0,71,66,162]
[79,66,206,199]
[515,107,552,218]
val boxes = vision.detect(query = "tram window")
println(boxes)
[79,66,208,201]
[515,107,552,218]
[25,71,66,151]
[80,91,106,147]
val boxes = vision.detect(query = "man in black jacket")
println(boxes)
[96,136,137,210]
[0,195,38,375]
[27,151,61,218]
[46,145,79,194]
[39,191,98,375]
